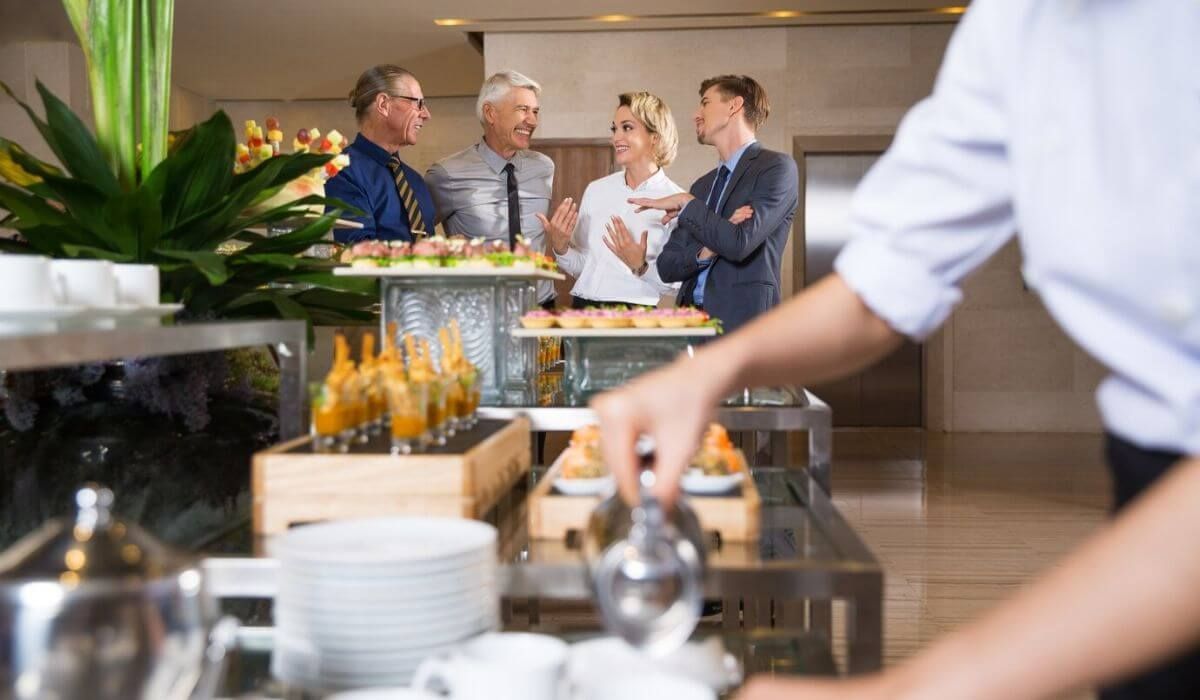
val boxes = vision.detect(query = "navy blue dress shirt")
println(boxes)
[325,133,436,244]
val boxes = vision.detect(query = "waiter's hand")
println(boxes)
[628,193,695,225]
[698,246,716,261]
[536,197,578,255]
[603,216,649,273]
[591,354,723,506]
[737,676,895,700]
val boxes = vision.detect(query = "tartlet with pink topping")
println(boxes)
[520,309,558,329]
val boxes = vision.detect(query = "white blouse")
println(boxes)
[555,169,684,306]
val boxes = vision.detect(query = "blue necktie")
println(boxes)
[694,165,729,308]
[706,165,731,213]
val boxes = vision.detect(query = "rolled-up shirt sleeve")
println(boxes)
[834,0,1017,341]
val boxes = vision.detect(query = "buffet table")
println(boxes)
[204,463,882,691]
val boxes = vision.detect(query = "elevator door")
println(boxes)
[803,153,923,427]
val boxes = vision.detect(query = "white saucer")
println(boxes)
[680,470,745,495]
[553,475,614,496]
[0,306,88,321]
[102,302,184,318]
[0,306,89,335]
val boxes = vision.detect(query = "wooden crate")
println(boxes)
[253,418,530,535]
[528,456,761,543]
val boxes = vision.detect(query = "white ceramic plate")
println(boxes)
[328,690,439,700]
[680,470,745,496]
[275,586,497,618]
[277,561,494,595]
[276,613,496,652]
[270,516,497,566]
[0,306,90,334]
[568,637,742,692]
[553,475,614,496]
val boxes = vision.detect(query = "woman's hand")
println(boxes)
[628,192,695,225]
[535,197,579,255]
[729,205,754,225]
[603,216,649,273]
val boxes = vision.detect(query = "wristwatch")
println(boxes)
[634,260,649,276]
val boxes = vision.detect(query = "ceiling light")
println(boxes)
[434,18,470,26]
[765,11,802,19]
[594,14,633,22]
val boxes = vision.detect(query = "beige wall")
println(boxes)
[0,40,90,162]
[488,24,1105,434]
[214,97,481,176]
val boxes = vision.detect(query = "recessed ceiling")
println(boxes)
[0,0,965,101]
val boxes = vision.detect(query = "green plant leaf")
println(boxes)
[290,287,378,311]
[61,244,135,262]
[161,110,235,228]
[0,238,32,254]
[234,253,303,269]
[0,182,102,250]
[231,152,332,192]
[242,213,337,255]
[34,81,123,194]
[154,248,230,285]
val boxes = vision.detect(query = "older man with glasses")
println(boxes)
[425,70,557,309]
[326,64,434,244]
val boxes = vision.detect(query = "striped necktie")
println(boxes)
[388,153,426,238]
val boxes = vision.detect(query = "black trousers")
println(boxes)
[1099,434,1198,699]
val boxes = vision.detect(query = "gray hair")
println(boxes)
[349,64,416,123]
[476,70,542,125]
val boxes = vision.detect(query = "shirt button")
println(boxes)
[1157,293,1195,328]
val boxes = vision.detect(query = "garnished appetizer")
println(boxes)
[587,307,633,329]
[690,423,745,476]
[560,425,606,479]
[556,309,589,329]
[520,309,558,329]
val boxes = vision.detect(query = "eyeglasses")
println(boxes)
[389,94,428,111]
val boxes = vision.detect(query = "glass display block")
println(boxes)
[561,336,698,401]
[381,277,535,404]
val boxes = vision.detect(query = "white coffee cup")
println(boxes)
[113,263,160,306]
[50,259,117,308]
[0,255,60,310]
[411,632,569,700]
[579,672,716,700]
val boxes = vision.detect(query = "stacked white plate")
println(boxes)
[269,517,500,692]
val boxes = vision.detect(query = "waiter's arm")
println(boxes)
[741,455,1200,700]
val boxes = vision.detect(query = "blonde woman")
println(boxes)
[539,92,746,308]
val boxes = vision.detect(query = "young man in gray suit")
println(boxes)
[630,75,798,334]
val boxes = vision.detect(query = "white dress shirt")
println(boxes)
[835,0,1200,455]
[556,169,684,306]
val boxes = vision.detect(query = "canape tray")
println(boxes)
[527,453,761,543]
[512,327,717,338]
[333,266,565,280]
[252,418,530,534]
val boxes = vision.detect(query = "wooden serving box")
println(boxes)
[253,418,530,535]
[528,456,761,543]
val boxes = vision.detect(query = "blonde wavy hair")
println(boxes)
[618,91,678,168]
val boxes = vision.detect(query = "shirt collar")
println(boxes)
[720,138,757,173]
[625,167,671,193]
[477,139,515,175]
[352,133,396,167]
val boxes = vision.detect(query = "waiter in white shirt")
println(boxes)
[593,1,1200,698]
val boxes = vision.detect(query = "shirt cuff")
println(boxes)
[834,237,963,341]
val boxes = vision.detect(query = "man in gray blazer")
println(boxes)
[631,75,798,334]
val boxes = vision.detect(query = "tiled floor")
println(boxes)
[827,429,1111,699]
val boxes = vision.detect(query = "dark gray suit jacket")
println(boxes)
[656,143,799,334]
